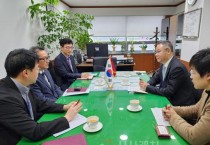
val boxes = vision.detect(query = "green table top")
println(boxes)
[18,75,189,145]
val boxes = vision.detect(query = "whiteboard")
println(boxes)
[183,9,202,38]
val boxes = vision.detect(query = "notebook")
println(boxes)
[42,133,87,145]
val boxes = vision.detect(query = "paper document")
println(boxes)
[151,108,171,126]
[128,86,148,94]
[62,88,90,96]
[53,114,87,137]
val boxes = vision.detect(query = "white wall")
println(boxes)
[0,0,70,78]
[181,0,210,61]
[0,0,36,77]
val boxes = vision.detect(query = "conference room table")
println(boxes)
[18,72,189,145]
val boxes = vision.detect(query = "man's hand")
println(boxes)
[139,80,149,91]
[81,73,91,79]
[63,102,75,111]
[64,102,82,122]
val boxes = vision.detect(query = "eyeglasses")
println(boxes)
[39,56,50,61]
[155,48,169,54]
[64,46,74,49]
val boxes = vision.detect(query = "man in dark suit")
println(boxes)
[0,49,82,145]
[30,46,63,102]
[54,38,91,91]
[140,41,201,106]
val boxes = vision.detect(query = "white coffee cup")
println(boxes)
[87,116,99,129]
[130,99,140,109]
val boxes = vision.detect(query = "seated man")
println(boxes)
[162,48,210,145]
[30,46,63,102]
[54,38,90,91]
[140,41,201,106]
[0,49,82,145]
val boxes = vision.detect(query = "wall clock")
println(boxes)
[187,0,197,6]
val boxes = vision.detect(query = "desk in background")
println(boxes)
[76,62,135,72]
[18,73,189,145]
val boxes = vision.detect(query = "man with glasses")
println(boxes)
[30,46,63,102]
[54,38,91,91]
[140,41,201,106]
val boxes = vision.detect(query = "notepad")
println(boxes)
[151,108,170,126]
[53,114,87,137]
[128,86,148,94]
[42,133,87,145]
[62,88,90,96]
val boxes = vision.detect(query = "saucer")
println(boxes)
[95,81,105,86]
[83,122,103,133]
[121,82,130,86]
[127,105,142,112]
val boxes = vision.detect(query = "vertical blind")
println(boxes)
[90,16,164,37]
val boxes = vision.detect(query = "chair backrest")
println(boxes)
[93,57,117,72]
[48,60,62,86]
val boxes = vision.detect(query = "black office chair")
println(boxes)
[93,57,117,72]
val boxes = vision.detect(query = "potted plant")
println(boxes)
[139,41,147,52]
[27,0,94,57]
[110,38,118,52]
[120,41,126,52]
[130,38,135,53]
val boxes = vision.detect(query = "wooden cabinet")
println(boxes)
[131,53,159,72]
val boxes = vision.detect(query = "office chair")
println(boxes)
[93,57,117,72]
[48,60,62,86]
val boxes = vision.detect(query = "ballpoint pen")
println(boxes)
[74,99,80,106]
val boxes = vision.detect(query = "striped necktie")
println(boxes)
[42,71,51,88]
[67,57,74,72]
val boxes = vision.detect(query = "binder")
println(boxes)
[42,133,87,145]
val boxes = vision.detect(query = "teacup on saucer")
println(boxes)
[83,122,103,133]
[95,78,105,86]
[127,105,142,112]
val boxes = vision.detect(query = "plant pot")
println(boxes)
[112,45,116,52]
[130,45,134,53]
[141,48,146,53]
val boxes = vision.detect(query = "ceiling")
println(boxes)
[61,0,185,8]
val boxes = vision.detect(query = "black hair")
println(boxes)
[59,38,73,47]
[4,48,39,77]
[30,46,45,53]
[189,48,210,77]
[156,40,173,52]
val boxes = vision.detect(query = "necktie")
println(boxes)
[42,71,51,88]
[25,95,34,120]
[67,57,74,72]
[162,66,166,80]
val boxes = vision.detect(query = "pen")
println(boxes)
[165,105,171,110]
[74,99,80,106]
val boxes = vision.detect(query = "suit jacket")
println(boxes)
[54,53,81,91]
[30,69,63,102]
[146,56,200,106]
[0,77,69,145]
[170,90,210,145]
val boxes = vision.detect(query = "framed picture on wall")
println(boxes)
[183,8,202,38]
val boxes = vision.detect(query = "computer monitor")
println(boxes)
[86,43,108,58]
